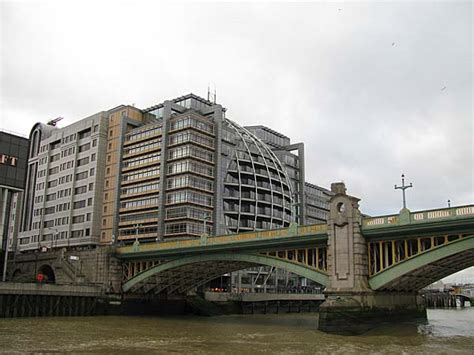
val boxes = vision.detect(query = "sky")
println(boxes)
[1,0,473,282]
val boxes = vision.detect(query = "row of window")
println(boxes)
[73,198,93,209]
[306,206,329,220]
[122,167,160,182]
[234,150,278,169]
[168,131,214,149]
[306,196,329,209]
[125,125,162,143]
[61,146,75,158]
[119,226,158,236]
[124,139,161,156]
[59,174,73,184]
[224,175,290,194]
[169,116,214,135]
[123,153,160,169]
[167,175,213,192]
[225,216,287,230]
[168,144,214,163]
[60,160,75,171]
[224,200,291,215]
[223,187,290,205]
[119,211,158,223]
[76,168,95,180]
[165,206,211,220]
[58,188,72,198]
[121,182,159,196]
[71,229,91,238]
[166,190,213,207]
[164,222,211,235]
[120,197,158,209]
[167,160,214,177]
[34,214,91,228]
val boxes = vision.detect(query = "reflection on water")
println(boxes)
[0,308,473,354]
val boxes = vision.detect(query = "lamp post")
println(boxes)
[203,214,211,236]
[394,174,413,209]
[46,227,58,249]
[2,230,11,282]
[448,200,451,208]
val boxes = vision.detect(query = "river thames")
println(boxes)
[0,308,473,354]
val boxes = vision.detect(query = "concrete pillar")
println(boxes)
[318,182,425,334]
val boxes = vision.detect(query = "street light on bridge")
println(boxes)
[394,174,413,209]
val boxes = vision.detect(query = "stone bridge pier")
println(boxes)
[318,183,425,334]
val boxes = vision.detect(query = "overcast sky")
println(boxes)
[1,0,472,281]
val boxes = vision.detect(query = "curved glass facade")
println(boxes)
[222,119,294,233]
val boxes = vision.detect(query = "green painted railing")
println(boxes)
[116,223,327,255]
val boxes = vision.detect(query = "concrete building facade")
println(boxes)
[18,114,110,251]
[14,93,332,291]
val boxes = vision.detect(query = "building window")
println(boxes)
[75,171,88,180]
[73,200,86,209]
[77,157,90,167]
[78,143,91,153]
[74,185,87,195]
[78,128,91,139]
[72,215,85,224]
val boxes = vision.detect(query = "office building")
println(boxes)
[17,94,331,273]
[0,130,29,279]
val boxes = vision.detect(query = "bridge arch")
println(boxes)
[122,253,329,293]
[369,236,474,291]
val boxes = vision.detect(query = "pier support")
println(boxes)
[318,183,426,334]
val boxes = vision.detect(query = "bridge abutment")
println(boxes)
[318,183,426,334]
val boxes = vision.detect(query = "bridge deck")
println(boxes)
[116,223,328,259]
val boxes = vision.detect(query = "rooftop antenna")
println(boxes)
[207,83,217,104]
[47,117,63,126]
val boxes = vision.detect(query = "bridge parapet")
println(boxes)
[362,204,474,229]
[116,223,327,255]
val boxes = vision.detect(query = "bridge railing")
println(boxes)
[116,223,328,255]
[362,204,474,229]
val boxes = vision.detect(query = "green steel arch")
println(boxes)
[122,253,329,293]
[369,236,474,291]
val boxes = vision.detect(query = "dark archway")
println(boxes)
[38,264,56,283]
[11,269,22,281]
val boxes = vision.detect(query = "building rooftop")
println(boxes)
[143,93,223,113]
[244,125,290,140]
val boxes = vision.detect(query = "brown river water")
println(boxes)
[0,308,473,354]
